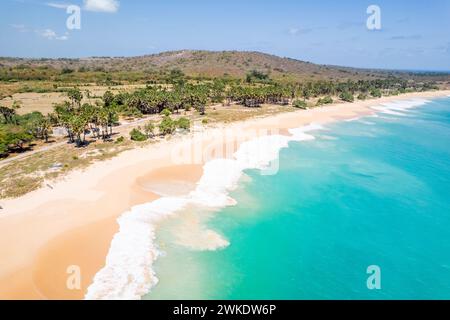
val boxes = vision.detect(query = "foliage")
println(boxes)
[115,136,125,143]
[370,88,382,98]
[130,128,147,141]
[339,91,354,102]
[292,99,308,109]
[160,108,172,117]
[52,88,119,146]
[159,116,176,135]
[316,96,333,106]
[357,93,368,100]
[246,70,271,83]
[0,124,33,150]
[176,117,191,131]
[143,121,155,137]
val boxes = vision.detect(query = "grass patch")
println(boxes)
[0,139,134,199]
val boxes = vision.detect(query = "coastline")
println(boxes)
[0,90,449,299]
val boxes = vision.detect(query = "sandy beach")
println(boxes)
[0,90,449,300]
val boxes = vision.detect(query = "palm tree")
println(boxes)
[0,106,16,124]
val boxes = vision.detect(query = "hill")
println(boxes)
[2,50,449,82]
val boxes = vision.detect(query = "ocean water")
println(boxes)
[145,97,450,300]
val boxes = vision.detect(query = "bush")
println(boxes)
[143,121,155,137]
[176,117,190,131]
[202,118,208,124]
[115,136,125,143]
[316,96,333,106]
[292,100,308,109]
[246,70,270,83]
[159,116,176,135]
[0,124,33,150]
[160,108,172,117]
[130,128,147,141]
[357,93,368,100]
[389,90,400,96]
[0,142,7,156]
[370,89,382,98]
[339,91,354,102]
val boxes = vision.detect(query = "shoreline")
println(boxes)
[1,90,449,299]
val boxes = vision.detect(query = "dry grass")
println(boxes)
[0,138,136,199]
[0,82,148,115]
[203,103,298,123]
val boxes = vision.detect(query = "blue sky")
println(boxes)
[0,0,449,70]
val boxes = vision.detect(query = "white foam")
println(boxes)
[85,197,189,300]
[85,123,324,300]
[370,98,429,116]
[359,120,375,125]
[345,117,361,122]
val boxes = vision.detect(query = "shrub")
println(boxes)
[339,91,354,102]
[0,142,8,156]
[389,90,400,96]
[316,96,333,106]
[130,128,147,141]
[357,93,368,100]
[292,100,308,109]
[176,117,190,131]
[370,89,382,98]
[202,118,208,124]
[160,108,172,117]
[143,121,155,137]
[159,116,176,135]
[115,136,125,143]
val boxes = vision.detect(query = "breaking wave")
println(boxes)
[85,123,323,300]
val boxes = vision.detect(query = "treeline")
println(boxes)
[51,89,119,146]
[0,65,214,85]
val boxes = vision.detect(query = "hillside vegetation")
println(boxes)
[1,50,449,85]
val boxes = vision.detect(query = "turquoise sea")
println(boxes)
[146,97,450,300]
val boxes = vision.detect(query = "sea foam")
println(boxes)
[370,98,429,116]
[85,123,323,300]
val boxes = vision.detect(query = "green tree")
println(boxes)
[176,117,190,131]
[67,88,83,109]
[2,124,33,150]
[370,88,382,98]
[292,99,308,109]
[339,91,354,102]
[357,93,368,100]
[0,106,16,124]
[246,70,270,83]
[130,128,147,141]
[159,116,176,135]
[317,96,333,106]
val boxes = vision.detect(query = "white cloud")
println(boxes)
[37,29,69,41]
[10,24,28,32]
[288,27,313,36]
[46,2,71,9]
[83,0,119,13]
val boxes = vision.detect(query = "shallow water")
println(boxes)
[144,98,450,300]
